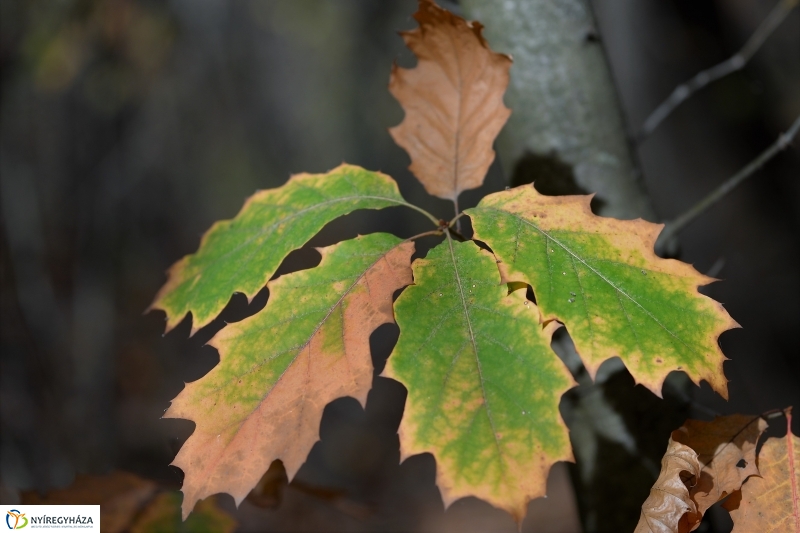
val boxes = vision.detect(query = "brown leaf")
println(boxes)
[635,437,701,533]
[22,471,158,533]
[671,414,767,530]
[723,410,800,533]
[389,0,512,201]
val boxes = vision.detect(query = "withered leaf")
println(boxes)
[389,0,512,201]
[724,411,800,533]
[672,414,768,530]
[635,437,701,533]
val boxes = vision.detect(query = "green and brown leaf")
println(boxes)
[165,233,414,518]
[149,164,415,334]
[468,186,738,397]
[384,235,575,522]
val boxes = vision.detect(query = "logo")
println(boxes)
[5,510,27,530]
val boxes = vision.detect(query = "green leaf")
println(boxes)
[383,236,575,522]
[467,186,738,398]
[150,164,424,334]
[165,233,415,518]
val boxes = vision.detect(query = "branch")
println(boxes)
[656,114,800,253]
[637,0,798,142]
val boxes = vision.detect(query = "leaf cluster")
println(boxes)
[151,0,737,523]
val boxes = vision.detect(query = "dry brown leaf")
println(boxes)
[671,414,767,530]
[22,471,158,533]
[635,437,701,533]
[389,0,512,201]
[723,410,800,533]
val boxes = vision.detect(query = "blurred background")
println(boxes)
[1,0,798,531]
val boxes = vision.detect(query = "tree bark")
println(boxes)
[460,0,655,221]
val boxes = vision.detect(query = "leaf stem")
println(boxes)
[637,0,798,142]
[656,113,800,253]
[453,198,462,232]
[407,229,444,242]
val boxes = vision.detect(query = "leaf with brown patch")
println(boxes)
[148,164,417,335]
[468,186,738,398]
[724,409,800,533]
[389,0,512,202]
[165,233,414,518]
[672,414,768,530]
[384,234,575,523]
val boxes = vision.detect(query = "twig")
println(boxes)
[408,229,443,242]
[637,0,798,142]
[656,114,800,252]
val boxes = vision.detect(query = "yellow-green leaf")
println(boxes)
[150,164,420,334]
[384,235,574,523]
[165,233,414,518]
[467,186,738,397]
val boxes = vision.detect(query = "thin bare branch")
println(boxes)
[637,0,798,142]
[656,114,800,253]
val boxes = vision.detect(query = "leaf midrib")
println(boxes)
[445,233,506,473]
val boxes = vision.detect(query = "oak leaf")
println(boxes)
[467,186,738,398]
[383,236,575,523]
[165,233,414,518]
[673,414,768,530]
[389,0,512,201]
[634,437,701,533]
[723,412,800,533]
[149,164,413,334]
